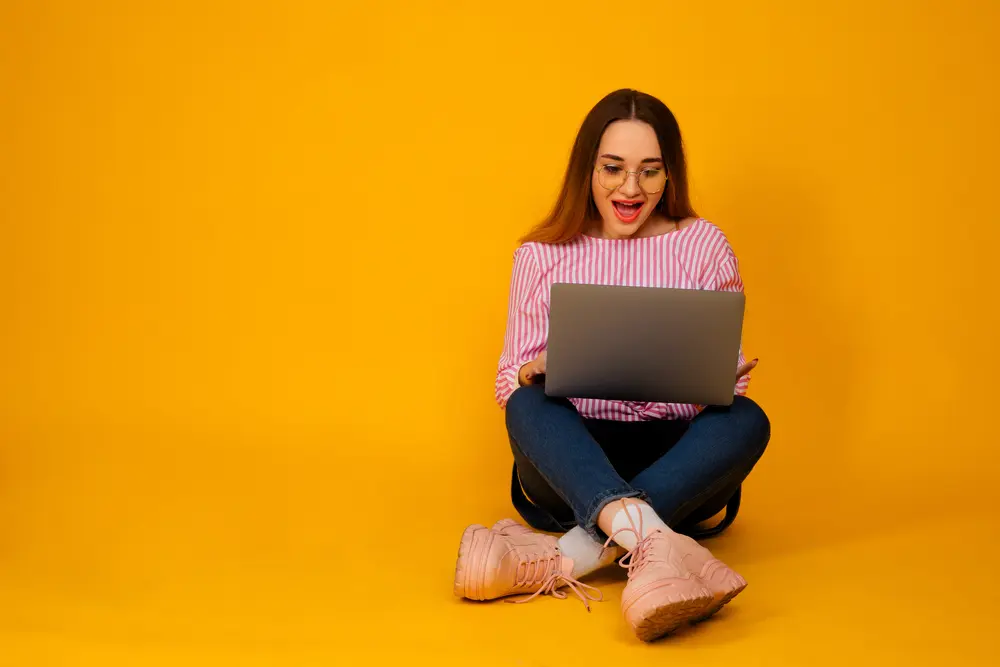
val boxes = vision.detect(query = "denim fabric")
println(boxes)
[505,384,770,540]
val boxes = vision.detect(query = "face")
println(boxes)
[590,120,667,239]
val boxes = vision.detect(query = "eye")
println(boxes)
[641,168,662,178]
[601,165,623,175]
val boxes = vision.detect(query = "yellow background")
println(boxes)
[2,0,998,664]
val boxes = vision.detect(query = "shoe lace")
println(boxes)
[602,501,664,578]
[614,533,657,577]
[503,550,603,612]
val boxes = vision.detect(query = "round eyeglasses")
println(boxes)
[595,164,667,194]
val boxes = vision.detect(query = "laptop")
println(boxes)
[544,283,746,406]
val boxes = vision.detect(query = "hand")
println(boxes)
[518,351,547,386]
[736,358,759,381]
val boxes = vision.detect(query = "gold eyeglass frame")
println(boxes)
[594,164,668,194]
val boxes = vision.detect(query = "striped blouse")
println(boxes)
[495,218,751,422]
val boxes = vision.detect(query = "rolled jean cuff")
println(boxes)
[582,487,648,541]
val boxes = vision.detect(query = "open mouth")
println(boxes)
[612,200,643,223]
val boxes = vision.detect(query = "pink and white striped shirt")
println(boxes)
[495,218,751,422]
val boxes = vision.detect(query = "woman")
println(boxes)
[453,89,771,642]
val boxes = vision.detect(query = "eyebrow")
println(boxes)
[599,153,664,164]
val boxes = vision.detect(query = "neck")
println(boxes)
[590,215,678,240]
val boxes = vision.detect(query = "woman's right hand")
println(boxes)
[518,351,547,386]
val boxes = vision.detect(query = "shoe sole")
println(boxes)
[624,580,714,642]
[692,581,747,623]
[453,524,495,600]
[691,561,748,623]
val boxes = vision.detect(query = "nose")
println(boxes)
[620,171,641,197]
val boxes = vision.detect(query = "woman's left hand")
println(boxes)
[736,358,759,380]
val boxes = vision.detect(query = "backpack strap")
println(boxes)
[680,485,742,540]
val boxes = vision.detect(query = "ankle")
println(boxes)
[559,526,624,579]
[597,498,648,537]
[600,499,674,552]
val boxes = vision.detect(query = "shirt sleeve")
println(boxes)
[495,246,547,408]
[708,247,751,396]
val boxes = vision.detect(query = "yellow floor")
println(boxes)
[1,436,997,667]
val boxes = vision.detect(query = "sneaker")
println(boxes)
[606,517,714,641]
[675,534,747,622]
[490,518,535,536]
[454,523,601,610]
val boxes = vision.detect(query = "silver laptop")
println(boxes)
[544,283,746,406]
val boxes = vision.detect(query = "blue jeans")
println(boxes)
[506,384,771,541]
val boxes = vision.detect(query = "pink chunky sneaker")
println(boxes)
[675,533,748,622]
[605,514,714,641]
[490,518,536,536]
[454,522,601,610]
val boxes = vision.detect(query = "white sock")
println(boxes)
[608,502,670,551]
[557,526,624,578]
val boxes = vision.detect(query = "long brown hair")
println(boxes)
[522,89,697,245]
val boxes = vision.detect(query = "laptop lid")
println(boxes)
[544,283,746,406]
